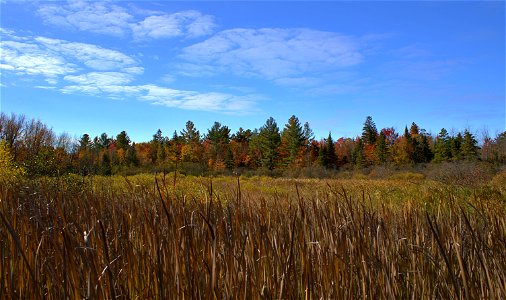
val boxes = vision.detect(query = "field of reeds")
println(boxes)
[1,172,505,299]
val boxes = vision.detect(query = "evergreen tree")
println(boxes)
[153,129,163,144]
[409,122,420,135]
[362,116,378,145]
[281,115,305,164]
[116,131,130,150]
[352,137,365,167]
[461,130,479,160]
[224,146,234,169]
[450,133,463,160]
[434,128,451,162]
[100,153,112,175]
[180,121,200,144]
[375,131,388,163]
[126,143,139,166]
[325,132,337,169]
[419,134,433,163]
[404,126,412,144]
[318,143,327,167]
[303,122,314,146]
[96,133,111,149]
[79,134,91,150]
[207,122,231,146]
[258,117,281,170]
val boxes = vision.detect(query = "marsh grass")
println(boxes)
[1,174,505,298]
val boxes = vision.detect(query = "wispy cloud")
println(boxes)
[1,30,140,84]
[38,0,133,37]
[179,28,364,80]
[131,10,216,40]
[138,85,257,114]
[37,1,216,40]
[0,29,255,114]
[1,40,77,78]
[34,37,138,71]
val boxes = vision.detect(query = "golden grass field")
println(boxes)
[1,172,505,298]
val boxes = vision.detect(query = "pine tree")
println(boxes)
[450,133,463,160]
[126,143,139,166]
[79,134,91,150]
[258,117,281,170]
[362,116,378,145]
[419,134,433,163]
[100,153,112,175]
[352,137,365,167]
[224,146,234,169]
[282,115,305,165]
[326,132,337,169]
[375,131,388,163]
[116,131,131,150]
[409,122,420,135]
[180,121,200,144]
[434,128,451,162]
[460,130,479,160]
[317,142,327,167]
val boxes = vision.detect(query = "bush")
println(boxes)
[426,162,495,187]
[489,169,506,193]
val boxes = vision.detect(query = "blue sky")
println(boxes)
[1,1,504,142]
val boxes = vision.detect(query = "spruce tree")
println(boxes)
[282,115,305,164]
[258,117,281,170]
[461,130,479,160]
[450,133,463,160]
[318,143,327,167]
[326,132,337,169]
[362,116,378,145]
[375,131,388,163]
[352,137,365,167]
[224,146,234,169]
[434,128,451,162]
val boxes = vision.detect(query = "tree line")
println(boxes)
[1,112,505,177]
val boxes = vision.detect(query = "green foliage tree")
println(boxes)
[116,131,131,150]
[79,134,92,150]
[352,137,365,168]
[282,115,305,165]
[375,131,388,163]
[181,121,200,144]
[434,128,451,162]
[258,117,281,170]
[224,146,234,170]
[318,142,327,167]
[100,153,112,175]
[362,116,378,145]
[126,143,139,166]
[450,133,463,160]
[325,132,337,169]
[460,130,479,160]
[207,122,231,146]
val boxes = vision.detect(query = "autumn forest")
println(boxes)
[1,112,505,178]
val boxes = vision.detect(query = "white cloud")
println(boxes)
[38,1,133,36]
[38,1,216,40]
[131,10,216,40]
[0,31,140,84]
[34,37,137,71]
[1,40,77,78]
[123,66,144,75]
[138,84,256,113]
[64,72,134,86]
[180,28,363,80]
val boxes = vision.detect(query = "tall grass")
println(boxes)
[1,174,505,298]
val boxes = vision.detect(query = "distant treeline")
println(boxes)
[1,112,505,177]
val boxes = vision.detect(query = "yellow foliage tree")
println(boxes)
[0,141,26,182]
